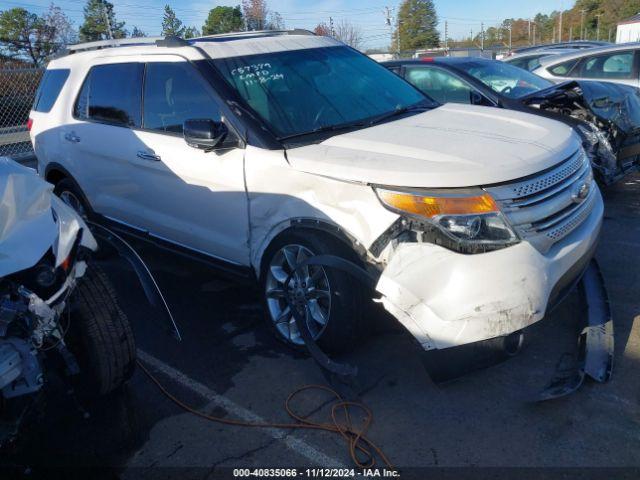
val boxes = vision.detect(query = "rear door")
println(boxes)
[66,61,146,222]
[572,49,639,87]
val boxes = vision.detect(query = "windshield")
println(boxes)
[456,60,553,98]
[211,46,432,139]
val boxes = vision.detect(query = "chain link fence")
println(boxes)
[0,65,43,159]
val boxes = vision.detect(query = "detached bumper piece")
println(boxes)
[538,259,614,401]
[88,221,182,341]
[286,255,377,399]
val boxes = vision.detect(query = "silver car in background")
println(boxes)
[504,48,578,72]
[533,43,640,87]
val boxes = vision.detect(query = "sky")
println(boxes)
[3,0,568,49]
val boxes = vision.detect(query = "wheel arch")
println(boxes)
[44,162,71,186]
[44,162,94,214]
[254,218,372,281]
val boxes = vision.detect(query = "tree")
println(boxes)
[0,7,59,66]
[79,0,126,41]
[313,22,331,36]
[334,20,363,49]
[131,26,146,37]
[183,26,199,39]
[266,11,284,30]
[43,3,76,46]
[242,0,268,30]
[202,6,243,35]
[393,0,440,51]
[161,4,184,37]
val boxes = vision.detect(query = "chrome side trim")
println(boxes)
[102,215,246,267]
[147,231,245,267]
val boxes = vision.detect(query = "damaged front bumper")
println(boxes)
[375,193,604,352]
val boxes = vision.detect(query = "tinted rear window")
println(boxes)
[74,63,143,127]
[33,69,70,112]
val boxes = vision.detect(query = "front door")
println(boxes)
[130,58,249,266]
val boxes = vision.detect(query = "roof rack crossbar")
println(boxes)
[66,35,187,54]
[64,30,314,55]
[189,29,314,42]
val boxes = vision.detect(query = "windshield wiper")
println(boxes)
[365,102,431,127]
[278,121,366,142]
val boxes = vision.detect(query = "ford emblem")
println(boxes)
[572,182,590,203]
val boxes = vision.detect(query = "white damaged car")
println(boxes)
[30,31,603,353]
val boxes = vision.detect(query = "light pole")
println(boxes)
[559,10,563,42]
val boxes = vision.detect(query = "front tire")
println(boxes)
[260,231,365,353]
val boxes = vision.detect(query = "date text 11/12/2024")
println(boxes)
[232,468,401,477]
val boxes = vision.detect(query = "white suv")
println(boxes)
[30,31,603,353]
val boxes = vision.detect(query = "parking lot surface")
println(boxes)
[4,173,640,477]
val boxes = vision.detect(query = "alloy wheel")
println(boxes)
[265,244,331,345]
[59,190,87,218]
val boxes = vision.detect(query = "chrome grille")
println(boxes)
[486,149,598,253]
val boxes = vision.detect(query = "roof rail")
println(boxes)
[66,35,188,54]
[189,29,315,42]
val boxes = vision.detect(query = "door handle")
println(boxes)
[136,150,161,161]
[64,132,80,143]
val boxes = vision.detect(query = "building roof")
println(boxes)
[618,13,640,25]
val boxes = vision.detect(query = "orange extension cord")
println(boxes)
[136,359,393,470]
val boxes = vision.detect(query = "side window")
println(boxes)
[74,63,143,127]
[33,69,70,112]
[548,59,579,77]
[579,51,634,79]
[74,75,89,120]
[525,55,544,72]
[405,66,474,104]
[143,62,221,134]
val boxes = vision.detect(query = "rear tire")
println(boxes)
[53,177,116,259]
[260,230,366,353]
[67,263,136,397]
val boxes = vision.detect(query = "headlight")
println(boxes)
[375,188,519,253]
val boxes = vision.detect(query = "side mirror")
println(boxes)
[184,119,228,151]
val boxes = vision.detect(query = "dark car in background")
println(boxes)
[383,57,640,184]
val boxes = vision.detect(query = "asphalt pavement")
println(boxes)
[2,173,639,478]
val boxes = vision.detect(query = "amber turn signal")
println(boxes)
[377,190,499,218]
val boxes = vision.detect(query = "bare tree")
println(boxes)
[42,3,76,45]
[334,19,363,50]
[266,11,284,30]
[242,0,268,30]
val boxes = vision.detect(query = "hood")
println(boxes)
[0,157,96,277]
[286,104,579,188]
